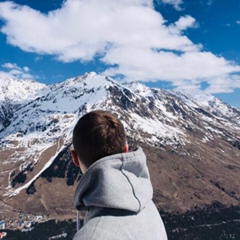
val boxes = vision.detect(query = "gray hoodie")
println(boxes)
[73,147,168,240]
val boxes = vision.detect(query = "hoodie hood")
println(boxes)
[74,147,153,213]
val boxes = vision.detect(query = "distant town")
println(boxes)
[0,212,49,239]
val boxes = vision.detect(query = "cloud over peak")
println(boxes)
[0,0,239,94]
[1,62,33,79]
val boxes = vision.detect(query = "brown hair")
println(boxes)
[72,110,126,168]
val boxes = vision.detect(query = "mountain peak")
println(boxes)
[1,73,240,220]
[82,71,97,79]
[0,77,47,102]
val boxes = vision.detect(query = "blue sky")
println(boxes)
[0,0,240,108]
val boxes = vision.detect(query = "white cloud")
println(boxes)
[2,62,20,70]
[171,15,198,32]
[236,20,240,25]
[102,50,240,88]
[0,0,198,60]
[161,0,183,10]
[204,75,240,94]
[1,62,34,79]
[0,0,239,94]
[23,66,30,72]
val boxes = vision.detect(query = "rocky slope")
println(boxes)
[0,72,240,219]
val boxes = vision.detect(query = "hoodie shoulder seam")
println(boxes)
[120,157,141,212]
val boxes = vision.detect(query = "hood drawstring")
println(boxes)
[76,211,81,231]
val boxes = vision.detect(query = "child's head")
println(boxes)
[72,110,128,172]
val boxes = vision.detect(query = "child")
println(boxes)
[71,110,168,239]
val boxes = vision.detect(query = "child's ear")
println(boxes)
[71,150,80,167]
[124,144,129,153]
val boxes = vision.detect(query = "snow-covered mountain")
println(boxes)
[1,72,240,219]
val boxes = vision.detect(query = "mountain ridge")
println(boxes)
[0,72,240,220]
